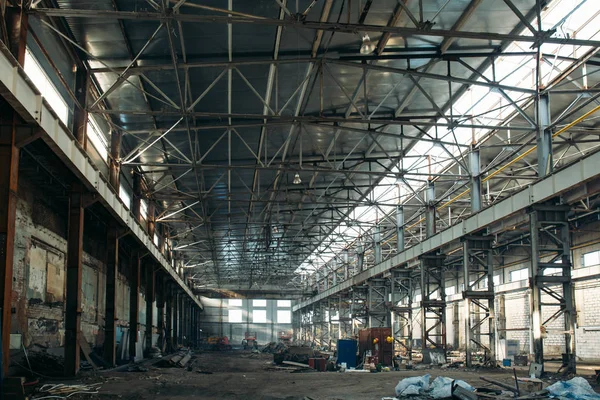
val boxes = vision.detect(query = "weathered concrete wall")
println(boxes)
[10,174,157,360]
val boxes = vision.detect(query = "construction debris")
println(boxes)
[35,382,103,398]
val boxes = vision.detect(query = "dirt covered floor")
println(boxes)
[27,350,599,400]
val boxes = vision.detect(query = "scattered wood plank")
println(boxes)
[479,376,519,394]
[78,333,98,371]
[282,361,312,369]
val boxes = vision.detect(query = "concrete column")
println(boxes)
[64,185,85,375]
[145,265,155,351]
[129,255,141,361]
[103,223,119,365]
[165,283,173,351]
[156,275,165,350]
[173,291,179,348]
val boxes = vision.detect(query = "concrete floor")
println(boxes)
[51,351,597,400]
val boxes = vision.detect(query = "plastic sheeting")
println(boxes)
[546,377,600,400]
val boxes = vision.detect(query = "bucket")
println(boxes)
[502,359,512,367]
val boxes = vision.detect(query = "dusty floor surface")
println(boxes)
[27,351,600,400]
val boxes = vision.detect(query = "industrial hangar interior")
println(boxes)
[2,0,600,399]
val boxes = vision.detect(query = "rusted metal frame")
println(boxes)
[0,4,27,375]
[129,253,141,361]
[64,184,85,375]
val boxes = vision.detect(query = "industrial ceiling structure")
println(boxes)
[28,0,600,295]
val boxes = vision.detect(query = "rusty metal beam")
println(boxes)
[109,130,121,190]
[103,222,119,366]
[64,185,85,376]
[0,3,27,376]
[72,66,89,148]
[129,254,141,361]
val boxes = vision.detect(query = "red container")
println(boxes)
[308,358,326,371]
[358,328,393,366]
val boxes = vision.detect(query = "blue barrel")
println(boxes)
[337,339,358,368]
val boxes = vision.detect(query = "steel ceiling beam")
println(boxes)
[32,8,600,48]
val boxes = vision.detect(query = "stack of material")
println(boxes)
[153,350,194,368]
[261,342,288,354]
[27,350,65,377]
[37,382,103,398]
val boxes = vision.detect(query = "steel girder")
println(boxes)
[420,253,447,355]
[390,268,415,360]
[462,235,496,367]
[528,203,576,374]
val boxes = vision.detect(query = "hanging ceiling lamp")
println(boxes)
[360,33,375,54]
[293,172,302,185]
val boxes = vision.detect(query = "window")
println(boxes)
[583,251,600,267]
[153,233,160,247]
[277,310,291,324]
[253,299,267,307]
[252,309,267,323]
[87,116,108,161]
[24,49,68,124]
[119,183,131,209]
[228,309,243,323]
[510,268,529,282]
[141,199,149,220]
[277,300,291,308]
[229,299,243,307]
[446,286,456,296]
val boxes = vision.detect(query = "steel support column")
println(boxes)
[351,285,368,333]
[420,253,446,355]
[390,268,413,360]
[470,146,482,213]
[109,130,121,190]
[0,4,27,376]
[396,205,405,253]
[103,223,119,365]
[72,66,89,148]
[337,293,353,339]
[425,181,436,237]
[368,278,389,327]
[374,225,382,264]
[462,235,495,367]
[528,204,575,374]
[64,186,85,375]
[129,254,141,362]
[145,264,155,352]
[132,171,141,223]
[537,93,552,178]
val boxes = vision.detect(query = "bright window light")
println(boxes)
[141,199,149,220]
[229,299,243,307]
[446,286,456,296]
[583,251,600,267]
[86,116,108,162]
[228,309,243,323]
[252,299,267,307]
[277,310,291,324]
[24,49,69,125]
[252,309,267,323]
[277,300,291,308]
[119,183,131,209]
[510,268,529,282]
[153,233,160,247]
